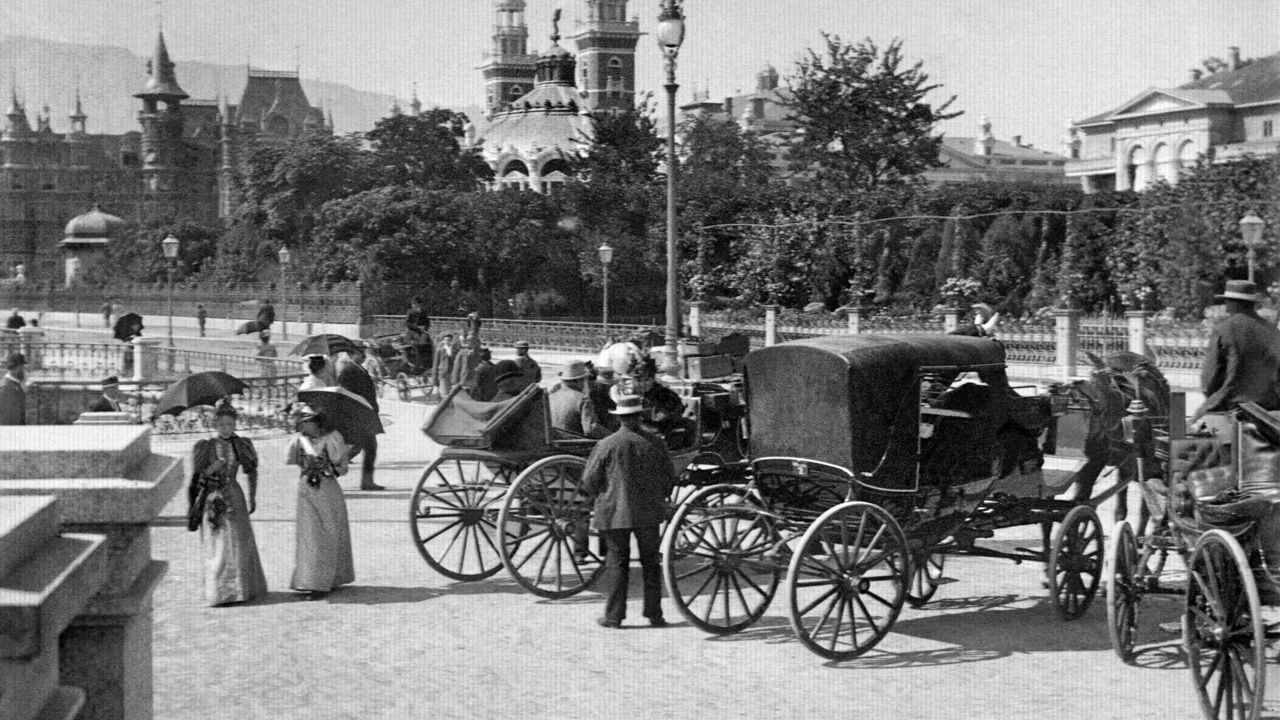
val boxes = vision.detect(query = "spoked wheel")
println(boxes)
[1048,505,1103,620]
[1184,529,1266,720]
[661,483,783,635]
[786,501,909,660]
[498,455,603,599]
[1106,520,1140,662]
[906,551,946,608]
[409,456,519,581]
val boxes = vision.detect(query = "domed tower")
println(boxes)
[756,63,779,92]
[479,0,539,113]
[134,30,189,192]
[570,0,641,112]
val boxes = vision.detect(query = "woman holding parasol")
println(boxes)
[285,402,355,599]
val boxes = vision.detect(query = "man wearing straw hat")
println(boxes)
[1195,279,1280,420]
[581,393,677,629]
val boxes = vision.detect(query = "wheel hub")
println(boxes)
[460,508,485,525]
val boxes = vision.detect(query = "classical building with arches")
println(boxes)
[1065,47,1280,193]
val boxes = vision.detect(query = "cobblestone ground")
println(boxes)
[145,393,1280,720]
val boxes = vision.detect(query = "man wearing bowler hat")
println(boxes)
[90,376,124,412]
[513,341,541,385]
[0,352,27,425]
[581,393,676,628]
[1195,279,1280,420]
[548,360,609,439]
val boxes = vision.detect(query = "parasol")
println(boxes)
[112,312,144,342]
[290,334,359,357]
[153,371,249,416]
[235,319,269,335]
[297,387,384,445]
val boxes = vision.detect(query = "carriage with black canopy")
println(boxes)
[661,333,1124,660]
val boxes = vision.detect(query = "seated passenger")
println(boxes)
[628,357,695,449]
[549,361,609,439]
[490,360,534,402]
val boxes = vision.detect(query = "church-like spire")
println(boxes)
[69,85,87,134]
[135,30,189,101]
[410,83,422,115]
[5,84,30,135]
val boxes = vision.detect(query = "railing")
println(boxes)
[368,315,657,353]
[0,339,305,383]
[28,375,303,433]
[169,348,305,379]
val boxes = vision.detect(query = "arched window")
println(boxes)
[1128,145,1149,191]
[508,85,524,103]
[607,57,623,81]
[1153,143,1177,184]
[1178,140,1199,169]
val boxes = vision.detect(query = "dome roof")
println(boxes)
[64,204,125,239]
[759,63,778,76]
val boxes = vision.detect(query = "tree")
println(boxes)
[365,108,493,191]
[786,35,960,190]
[89,216,221,284]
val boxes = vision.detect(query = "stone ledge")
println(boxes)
[0,426,153,479]
[0,532,110,659]
[76,560,167,620]
[0,497,57,581]
[34,687,86,720]
[0,454,184,525]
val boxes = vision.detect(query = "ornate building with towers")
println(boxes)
[470,0,641,192]
[0,30,328,284]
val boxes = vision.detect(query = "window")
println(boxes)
[1264,120,1274,138]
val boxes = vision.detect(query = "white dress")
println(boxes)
[286,430,355,592]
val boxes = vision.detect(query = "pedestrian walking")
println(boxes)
[581,393,676,628]
[256,298,275,331]
[255,332,278,377]
[190,402,268,606]
[89,376,124,412]
[299,354,336,390]
[451,333,481,392]
[0,352,27,425]
[335,350,384,491]
[101,301,112,328]
[5,308,25,330]
[286,403,355,600]
[433,333,459,395]
[196,304,209,337]
[514,340,541,385]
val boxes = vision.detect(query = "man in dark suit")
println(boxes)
[337,350,384,491]
[89,376,124,412]
[0,352,27,425]
[256,299,275,331]
[1195,279,1280,420]
[580,393,677,628]
[5,308,25,330]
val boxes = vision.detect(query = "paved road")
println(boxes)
[145,393,1271,720]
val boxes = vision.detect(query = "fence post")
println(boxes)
[131,337,162,381]
[18,326,44,370]
[942,306,961,333]
[764,304,779,347]
[847,306,869,335]
[687,301,703,338]
[1053,308,1081,379]
[1125,310,1148,357]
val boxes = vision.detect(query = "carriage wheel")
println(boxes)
[906,551,946,608]
[409,456,518,581]
[786,501,909,660]
[661,484,782,635]
[396,373,412,401]
[1184,529,1266,720]
[1048,505,1103,620]
[1105,520,1140,662]
[498,455,603,599]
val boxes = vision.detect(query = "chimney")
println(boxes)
[1229,46,1242,70]
[1012,135,1022,147]
[1191,68,1203,81]
[723,97,733,118]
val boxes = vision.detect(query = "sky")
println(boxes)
[3,0,1278,150]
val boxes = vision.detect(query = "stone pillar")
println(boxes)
[130,338,161,382]
[846,306,869,335]
[764,304,779,347]
[942,306,962,334]
[1053,307,1081,380]
[687,301,704,338]
[0,426,183,720]
[18,325,44,370]
[1125,310,1148,357]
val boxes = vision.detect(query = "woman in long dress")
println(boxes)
[286,404,355,599]
[192,404,268,606]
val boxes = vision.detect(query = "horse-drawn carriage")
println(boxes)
[409,380,742,597]
[364,333,435,401]
[660,334,1132,659]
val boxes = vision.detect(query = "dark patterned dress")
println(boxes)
[193,436,268,605]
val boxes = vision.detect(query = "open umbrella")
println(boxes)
[235,319,269,335]
[297,387,384,445]
[291,334,359,357]
[153,371,249,416]
[112,312,144,342]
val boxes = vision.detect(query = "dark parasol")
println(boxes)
[290,334,359,357]
[112,312,144,342]
[297,387,384,445]
[153,371,249,416]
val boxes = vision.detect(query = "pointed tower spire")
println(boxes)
[135,30,189,101]
[6,82,30,136]
[69,84,88,134]
[326,106,335,131]
[410,82,422,115]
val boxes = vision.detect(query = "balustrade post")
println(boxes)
[942,306,962,334]
[1125,310,1149,357]
[764,304,779,347]
[687,301,704,338]
[130,337,161,382]
[1052,307,1081,380]
[18,326,45,370]
[847,306,870,335]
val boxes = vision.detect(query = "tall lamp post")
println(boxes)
[161,233,180,349]
[657,0,685,362]
[1241,212,1265,283]
[598,241,614,339]
[278,246,291,340]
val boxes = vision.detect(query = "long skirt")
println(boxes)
[202,480,268,606]
[290,475,355,592]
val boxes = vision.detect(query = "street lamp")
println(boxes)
[160,233,180,349]
[598,241,614,338]
[278,246,291,340]
[657,0,685,364]
[1240,212,1265,283]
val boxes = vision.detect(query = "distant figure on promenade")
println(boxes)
[256,299,275,332]
[581,393,676,629]
[286,403,355,600]
[101,301,112,328]
[1194,279,1280,420]
[549,360,609,439]
[196,304,209,337]
[255,332,277,377]
[0,352,26,425]
[587,362,619,433]
[89,376,124,412]
[299,355,336,390]
[471,348,497,401]
[433,333,459,396]
[191,403,268,606]
[404,296,432,362]
[451,333,482,393]
[5,308,24,330]
[360,340,389,383]
[514,340,541,385]
[463,311,482,344]
[490,360,532,402]
[335,350,384,491]
[949,303,1001,338]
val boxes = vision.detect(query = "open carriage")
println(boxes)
[1105,399,1280,720]
[661,334,1127,660]
[409,381,741,598]
[365,334,436,401]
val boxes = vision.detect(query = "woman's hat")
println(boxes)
[559,360,590,380]
[610,394,645,415]
[1217,279,1265,303]
[971,302,995,317]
